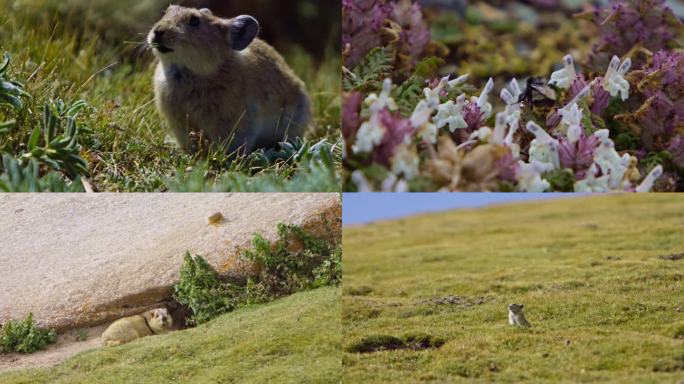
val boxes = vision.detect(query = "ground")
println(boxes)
[343,195,684,383]
[0,287,341,384]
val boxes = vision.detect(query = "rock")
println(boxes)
[0,194,340,331]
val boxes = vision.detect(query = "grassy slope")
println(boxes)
[1,287,341,384]
[0,0,340,191]
[343,195,684,383]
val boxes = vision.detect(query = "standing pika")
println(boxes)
[508,303,532,327]
[148,5,311,153]
[101,308,173,347]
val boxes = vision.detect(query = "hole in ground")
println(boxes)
[346,333,445,353]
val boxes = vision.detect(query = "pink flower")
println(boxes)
[342,0,430,68]
[558,132,600,179]
[373,109,414,166]
[590,78,612,115]
[589,0,679,70]
[342,92,364,143]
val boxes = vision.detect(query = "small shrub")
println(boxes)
[243,222,342,295]
[174,222,340,326]
[173,252,245,326]
[0,313,56,354]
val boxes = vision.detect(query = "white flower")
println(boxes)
[365,78,397,113]
[411,100,438,144]
[635,165,663,192]
[391,144,420,180]
[492,113,507,144]
[593,138,629,189]
[499,78,522,142]
[380,173,409,192]
[447,73,470,89]
[574,164,610,192]
[471,77,494,119]
[468,126,493,143]
[352,112,384,153]
[517,160,552,192]
[560,102,583,144]
[424,76,449,107]
[351,170,409,192]
[549,54,577,89]
[434,99,467,132]
[351,170,374,192]
[525,121,560,169]
[603,55,631,101]
[500,78,522,105]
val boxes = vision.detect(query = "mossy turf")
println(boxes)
[1,287,341,384]
[0,0,340,192]
[343,195,684,383]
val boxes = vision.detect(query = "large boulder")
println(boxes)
[0,193,340,331]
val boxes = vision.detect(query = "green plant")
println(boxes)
[173,222,340,326]
[0,155,84,192]
[20,100,89,179]
[0,53,29,113]
[243,222,341,295]
[173,252,244,326]
[343,47,394,92]
[0,313,56,354]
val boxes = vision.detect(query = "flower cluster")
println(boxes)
[342,0,430,68]
[588,0,681,70]
[346,53,663,192]
[343,0,682,192]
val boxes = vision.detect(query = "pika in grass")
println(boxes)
[148,5,311,154]
[101,308,173,347]
[508,303,532,328]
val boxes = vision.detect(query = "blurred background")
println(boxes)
[2,0,341,62]
[417,0,684,80]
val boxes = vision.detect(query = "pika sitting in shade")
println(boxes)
[148,5,311,154]
[101,308,173,347]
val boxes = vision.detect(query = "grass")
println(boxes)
[342,195,684,383]
[0,0,340,192]
[0,286,341,384]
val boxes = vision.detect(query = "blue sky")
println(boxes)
[343,193,582,225]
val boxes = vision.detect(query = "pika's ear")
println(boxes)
[199,8,212,16]
[229,15,259,51]
[520,304,524,308]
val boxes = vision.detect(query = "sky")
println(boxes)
[342,193,584,225]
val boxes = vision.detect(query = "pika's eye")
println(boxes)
[189,15,200,27]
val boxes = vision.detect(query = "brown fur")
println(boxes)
[149,5,310,153]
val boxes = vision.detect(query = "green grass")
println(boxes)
[0,0,340,192]
[0,287,341,384]
[343,195,684,383]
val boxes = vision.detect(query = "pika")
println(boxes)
[508,303,532,327]
[101,308,173,347]
[148,5,311,153]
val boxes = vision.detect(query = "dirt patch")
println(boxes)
[0,325,106,374]
[652,354,684,372]
[344,285,374,296]
[347,333,445,354]
[658,253,684,261]
[417,295,488,307]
